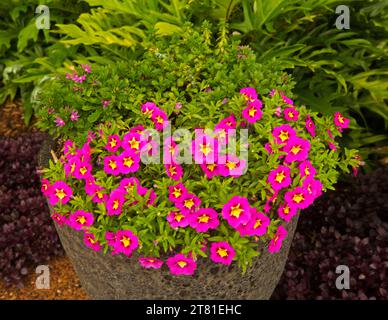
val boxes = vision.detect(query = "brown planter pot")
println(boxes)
[41,138,298,300]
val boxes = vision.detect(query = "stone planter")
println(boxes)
[40,139,298,300]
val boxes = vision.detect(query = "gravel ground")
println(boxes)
[0,257,88,300]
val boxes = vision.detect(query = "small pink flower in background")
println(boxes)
[175,102,182,110]
[284,187,311,209]
[152,108,169,131]
[41,179,52,196]
[105,134,121,152]
[333,112,350,131]
[268,225,287,254]
[102,100,110,108]
[165,162,183,181]
[119,150,140,174]
[222,98,228,104]
[105,231,116,247]
[167,210,190,228]
[272,124,296,144]
[327,129,334,139]
[302,176,323,201]
[242,102,263,123]
[146,189,157,206]
[106,189,126,216]
[240,87,258,101]
[83,232,102,251]
[103,155,121,175]
[210,241,235,265]
[55,116,65,127]
[189,208,219,233]
[63,140,75,157]
[284,137,310,163]
[87,131,96,142]
[141,101,158,118]
[51,212,67,226]
[328,142,337,151]
[237,208,270,237]
[299,160,316,178]
[281,94,294,106]
[68,210,94,230]
[222,196,251,228]
[218,154,246,178]
[112,230,139,257]
[176,193,201,215]
[122,132,144,153]
[305,115,316,137]
[268,165,291,191]
[70,111,79,122]
[168,183,188,203]
[167,253,197,275]
[269,89,276,96]
[49,181,73,206]
[81,64,91,74]
[73,162,92,180]
[264,142,273,154]
[200,162,219,179]
[192,132,218,164]
[139,257,164,269]
[277,203,297,222]
[274,106,282,117]
[283,107,299,121]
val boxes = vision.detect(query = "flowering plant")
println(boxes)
[37,26,360,276]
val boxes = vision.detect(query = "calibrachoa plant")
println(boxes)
[37,26,360,276]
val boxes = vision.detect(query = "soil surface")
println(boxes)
[0,100,35,137]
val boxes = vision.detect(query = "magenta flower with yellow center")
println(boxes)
[222,196,251,228]
[210,241,235,265]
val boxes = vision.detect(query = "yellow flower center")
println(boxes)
[112,199,119,210]
[156,116,164,124]
[123,157,134,168]
[279,130,289,142]
[230,204,243,217]
[169,166,177,176]
[109,160,117,169]
[174,212,184,222]
[172,187,182,198]
[129,138,140,150]
[254,219,262,229]
[184,199,194,209]
[76,215,86,225]
[120,236,131,248]
[217,247,228,258]
[283,205,290,214]
[144,108,153,118]
[304,167,310,176]
[292,193,304,203]
[288,112,294,118]
[88,236,96,244]
[226,160,237,170]
[80,166,88,175]
[291,145,302,155]
[248,107,256,117]
[177,261,187,268]
[275,171,285,183]
[207,164,216,172]
[200,143,212,156]
[110,139,117,148]
[96,191,103,199]
[55,189,66,200]
[338,115,344,124]
[198,214,210,223]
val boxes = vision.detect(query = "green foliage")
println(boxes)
[37,27,359,272]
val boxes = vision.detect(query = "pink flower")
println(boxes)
[305,115,316,137]
[215,114,237,130]
[214,115,236,144]
[147,189,157,206]
[328,142,337,151]
[284,137,310,163]
[163,136,179,164]
[167,253,197,276]
[283,107,299,121]
[63,140,75,157]
[55,117,65,127]
[141,101,158,118]
[268,225,287,254]
[119,150,140,174]
[237,208,270,237]
[218,154,246,178]
[73,162,92,180]
[284,187,311,209]
[122,132,144,153]
[302,176,323,201]
[64,156,79,178]
[103,155,121,175]
[41,179,52,197]
[192,131,218,164]
[112,230,139,257]
[264,191,278,213]
[83,232,102,251]
[106,189,126,216]
[268,165,291,191]
[70,111,79,122]
[130,125,145,134]
[105,231,117,247]
[264,142,273,154]
[274,106,282,117]
[272,124,296,144]
[242,101,263,123]
[102,100,110,108]
[189,208,220,233]
[81,64,91,74]
[210,241,235,265]
[68,210,94,230]
[168,183,188,203]
[167,210,190,228]
[120,177,147,197]
[165,162,183,181]
[240,87,257,101]
[334,112,350,131]
[221,196,251,228]
[152,108,169,131]
[91,185,108,203]
[105,134,121,152]
[299,160,316,178]
[49,181,72,206]
[277,203,297,222]
[51,212,67,226]
[176,193,201,215]
[200,162,219,179]
[281,94,294,106]
[139,257,164,269]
